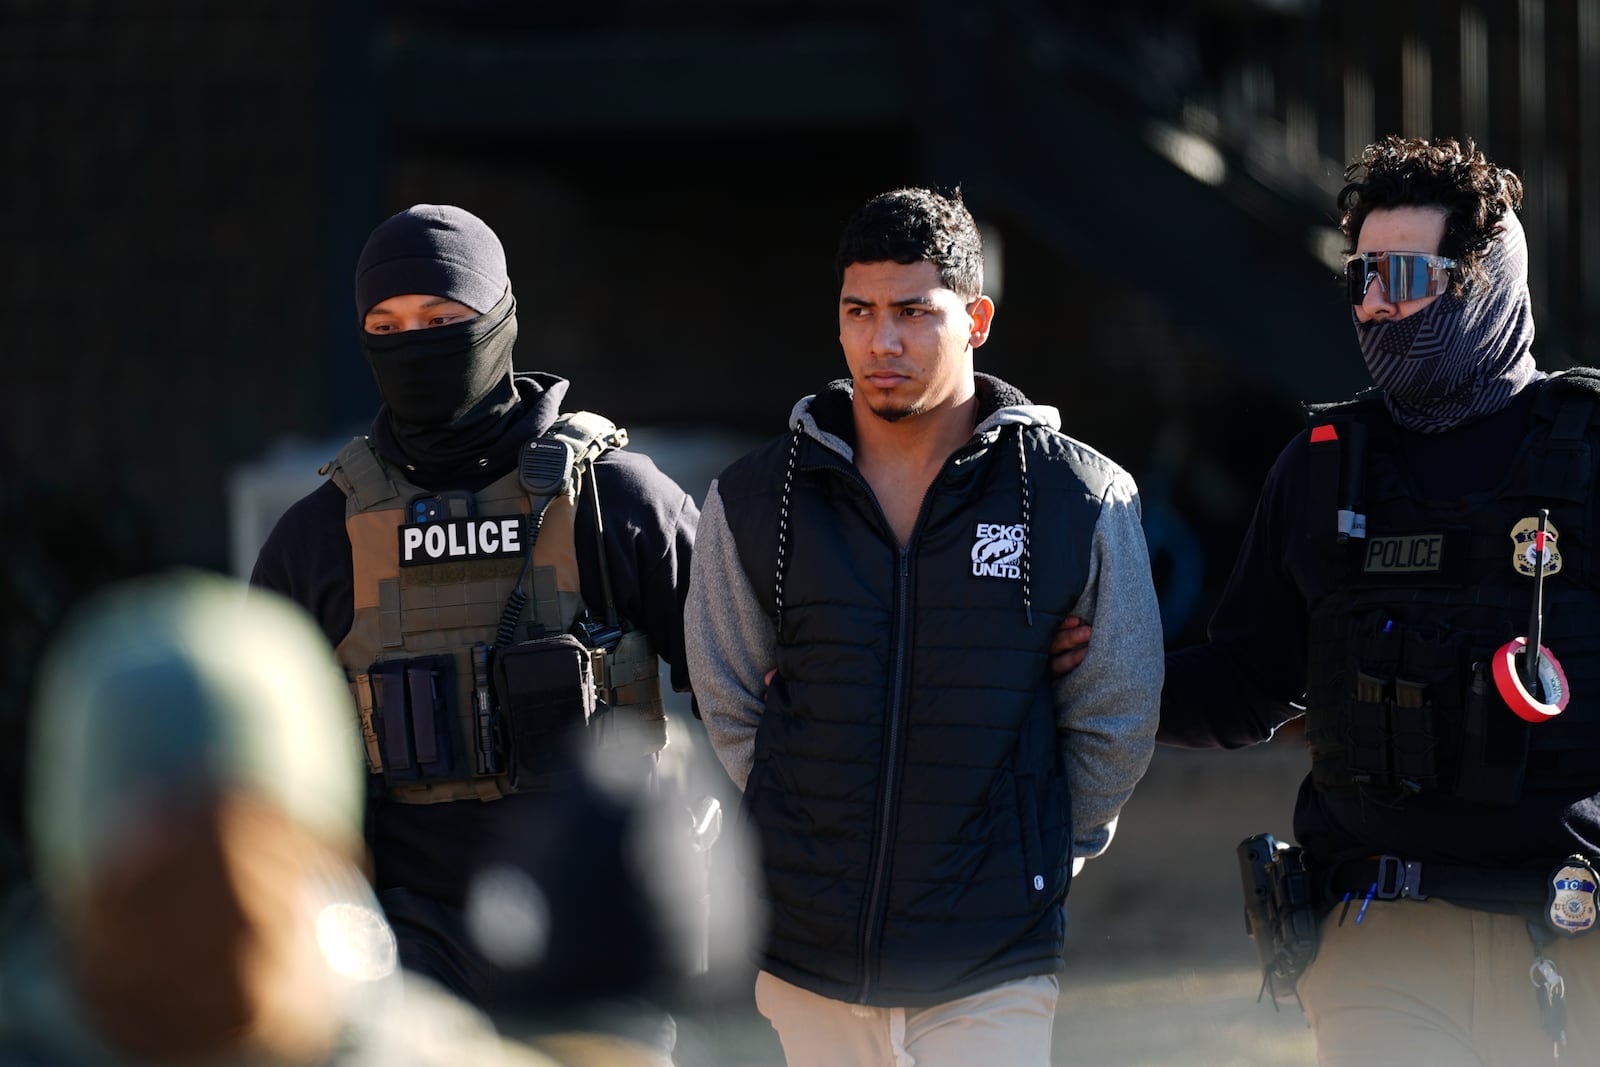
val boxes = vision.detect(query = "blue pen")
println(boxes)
[1337,891,1354,926]
[1355,881,1378,925]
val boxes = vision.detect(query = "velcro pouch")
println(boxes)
[491,634,596,791]
[369,654,460,786]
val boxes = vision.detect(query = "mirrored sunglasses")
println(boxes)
[1345,251,1456,305]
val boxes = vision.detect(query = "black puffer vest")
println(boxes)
[716,384,1110,1006]
[1303,369,1600,807]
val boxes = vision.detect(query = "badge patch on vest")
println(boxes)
[1511,516,1563,577]
[971,522,1024,580]
[1546,856,1599,937]
[1361,533,1444,574]
[398,517,525,567]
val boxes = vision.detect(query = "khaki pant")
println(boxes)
[1299,897,1600,1066]
[754,970,1058,1067]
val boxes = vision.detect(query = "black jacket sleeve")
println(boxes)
[1159,433,1313,749]
[249,478,355,649]
[577,448,699,693]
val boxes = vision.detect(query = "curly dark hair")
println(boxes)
[1337,136,1524,293]
[834,186,984,300]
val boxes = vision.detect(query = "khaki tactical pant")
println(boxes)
[754,969,1058,1067]
[1300,897,1600,1065]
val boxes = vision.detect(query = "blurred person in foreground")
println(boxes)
[686,186,1162,1067]
[1057,136,1600,1064]
[466,749,759,1067]
[0,570,560,1066]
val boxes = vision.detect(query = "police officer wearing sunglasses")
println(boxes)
[1064,136,1600,1063]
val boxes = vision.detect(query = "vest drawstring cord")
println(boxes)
[1016,428,1034,627]
[774,431,800,632]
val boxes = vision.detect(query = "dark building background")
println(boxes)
[11,0,1597,641]
[4,5,1599,1056]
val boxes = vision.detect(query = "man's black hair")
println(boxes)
[1337,136,1524,293]
[835,187,984,300]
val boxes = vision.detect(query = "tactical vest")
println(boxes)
[327,412,666,804]
[1302,370,1600,806]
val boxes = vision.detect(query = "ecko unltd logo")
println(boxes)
[971,522,1025,579]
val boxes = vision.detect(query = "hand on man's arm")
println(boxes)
[1050,615,1091,677]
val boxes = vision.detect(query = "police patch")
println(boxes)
[1511,516,1562,577]
[1361,533,1444,574]
[398,517,525,567]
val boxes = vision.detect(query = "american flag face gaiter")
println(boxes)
[1354,210,1540,433]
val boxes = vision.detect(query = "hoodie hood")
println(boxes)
[788,373,1061,462]
[778,372,1056,626]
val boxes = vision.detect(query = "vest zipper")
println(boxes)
[807,434,991,1003]
[857,543,912,1003]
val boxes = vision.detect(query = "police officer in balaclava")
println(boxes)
[355,205,524,479]
[250,205,700,1015]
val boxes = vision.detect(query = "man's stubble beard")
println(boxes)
[866,394,926,424]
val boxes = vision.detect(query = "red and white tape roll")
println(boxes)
[1492,637,1570,723]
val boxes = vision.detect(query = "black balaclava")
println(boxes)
[1356,209,1541,433]
[354,204,522,473]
